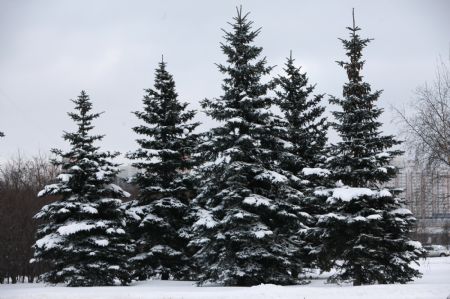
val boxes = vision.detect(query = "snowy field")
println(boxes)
[1,257,449,299]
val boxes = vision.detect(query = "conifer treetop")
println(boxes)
[329,10,402,187]
[128,58,199,198]
[203,6,274,123]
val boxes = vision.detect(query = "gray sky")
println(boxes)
[1,0,449,162]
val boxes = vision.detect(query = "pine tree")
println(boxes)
[274,53,331,268]
[32,91,132,286]
[275,52,328,178]
[189,7,309,286]
[126,58,199,281]
[310,11,424,285]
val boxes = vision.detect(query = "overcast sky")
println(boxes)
[1,0,449,161]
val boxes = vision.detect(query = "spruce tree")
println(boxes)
[274,53,330,268]
[310,12,424,285]
[32,91,132,286]
[275,52,328,178]
[126,58,199,281]
[190,7,309,286]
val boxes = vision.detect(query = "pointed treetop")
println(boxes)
[352,8,355,29]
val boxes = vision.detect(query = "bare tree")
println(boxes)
[0,152,136,283]
[0,152,59,283]
[395,57,450,168]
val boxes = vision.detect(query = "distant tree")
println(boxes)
[308,11,425,285]
[189,7,309,286]
[126,59,199,281]
[395,57,450,169]
[32,91,132,286]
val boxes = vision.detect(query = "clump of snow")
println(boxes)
[106,184,131,197]
[390,208,412,215]
[302,168,330,177]
[57,208,70,214]
[193,209,218,229]
[332,187,375,202]
[378,189,392,197]
[367,214,382,220]
[255,170,287,183]
[37,184,60,197]
[353,216,367,222]
[377,167,387,173]
[243,194,272,207]
[253,230,272,238]
[214,154,232,165]
[93,238,109,247]
[407,240,423,249]
[252,225,273,239]
[95,170,106,180]
[331,187,392,202]
[57,222,96,236]
[57,173,72,182]
[376,152,391,158]
[35,233,63,249]
[81,205,98,214]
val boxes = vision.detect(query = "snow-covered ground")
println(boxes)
[1,257,449,299]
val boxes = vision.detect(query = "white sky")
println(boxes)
[1,0,449,161]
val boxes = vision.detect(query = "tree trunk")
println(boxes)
[353,264,362,286]
[161,271,169,280]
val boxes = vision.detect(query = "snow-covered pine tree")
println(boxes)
[274,53,330,268]
[126,58,199,281]
[189,7,309,286]
[32,91,132,287]
[274,52,328,178]
[311,11,424,285]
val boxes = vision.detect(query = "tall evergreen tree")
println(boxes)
[126,58,199,281]
[189,7,309,286]
[275,52,328,177]
[309,12,424,285]
[32,91,132,286]
[274,53,330,268]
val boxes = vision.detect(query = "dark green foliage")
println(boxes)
[328,21,401,187]
[190,7,310,286]
[309,13,425,285]
[32,91,132,286]
[274,53,331,268]
[126,59,199,280]
[275,52,328,176]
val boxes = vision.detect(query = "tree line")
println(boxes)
[1,7,425,287]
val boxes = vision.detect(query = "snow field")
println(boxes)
[1,257,449,299]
